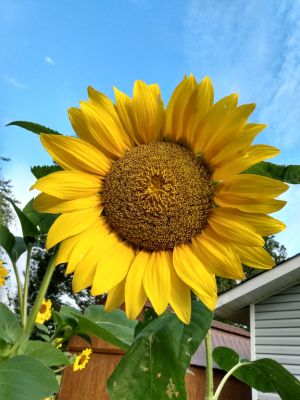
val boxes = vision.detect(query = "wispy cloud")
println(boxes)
[4,75,28,90]
[183,0,300,150]
[44,56,55,65]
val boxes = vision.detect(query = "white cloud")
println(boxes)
[4,75,27,90]
[44,56,55,65]
[183,0,300,149]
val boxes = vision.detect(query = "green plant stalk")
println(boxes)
[11,260,24,325]
[204,329,214,400]
[213,362,248,400]
[22,244,32,327]
[22,250,57,342]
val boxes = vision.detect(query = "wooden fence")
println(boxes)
[58,336,251,399]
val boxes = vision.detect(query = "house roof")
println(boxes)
[215,253,300,321]
[191,320,250,368]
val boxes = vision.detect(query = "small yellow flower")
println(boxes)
[73,348,92,372]
[35,299,52,324]
[56,337,63,349]
[0,260,8,287]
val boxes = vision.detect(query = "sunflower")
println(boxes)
[73,348,92,372]
[0,260,8,287]
[33,76,287,324]
[35,298,52,324]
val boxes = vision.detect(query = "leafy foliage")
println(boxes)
[213,346,300,399]
[31,165,62,179]
[245,161,300,184]
[6,121,62,136]
[107,301,213,400]
[0,355,59,400]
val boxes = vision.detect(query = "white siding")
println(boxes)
[254,284,300,400]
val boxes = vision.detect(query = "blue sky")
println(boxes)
[1,0,300,256]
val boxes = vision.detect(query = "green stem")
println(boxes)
[213,362,248,400]
[11,261,24,325]
[205,329,214,400]
[22,244,32,327]
[22,251,57,342]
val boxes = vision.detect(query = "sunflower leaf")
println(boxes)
[0,304,22,344]
[0,355,59,400]
[31,165,62,179]
[244,161,300,184]
[0,224,15,260]
[107,300,213,400]
[213,346,300,399]
[6,199,40,244]
[75,305,137,350]
[18,340,69,367]
[6,121,62,136]
[23,198,57,235]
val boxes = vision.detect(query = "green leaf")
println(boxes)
[0,224,15,260]
[0,304,22,344]
[75,306,137,351]
[23,198,57,235]
[7,199,39,242]
[11,237,27,262]
[107,301,213,400]
[6,121,62,136]
[84,305,137,347]
[31,165,62,179]
[0,225,26,263]
[245,161,300,184]
[18,340,69,367]
[213,346,300,399]
[0,355,59,400]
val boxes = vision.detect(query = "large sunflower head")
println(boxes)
[33,76,288,324]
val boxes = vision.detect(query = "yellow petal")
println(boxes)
[208,208,264,247]
[40,134,111,176]
[72,230,120,292]
[234,244,275,270]
[204,104,255,161]
[169,262,191,324]
[213,144,280,180]
[173,244,217,311]
[80,100,131,158]
[214,192,286,213]
[32,171,102,200]
[190,93,238,154]
[125,250,150,320]
[209,123,267,168]
[143,251,171,316]
[34,193,102,213]
[68,107,99,147]
[91,241,135,295]
[46,209,100,250]
[114,87,139,144]
[165,75,197,143]
[105,279,126,312]
[56,235,80,265]
[218,174,288,198]
[66,218,109,274]
[220,209,286,236]
[184,76,214,144]
[88,86,134,147]
[192,228,245,279]
[131,80,165,143]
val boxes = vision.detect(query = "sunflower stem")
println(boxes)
[204,329,214,400]
[22,250,57,342]
[22,244,32,328]
[213,362,248,400]
[11,260,24,326]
